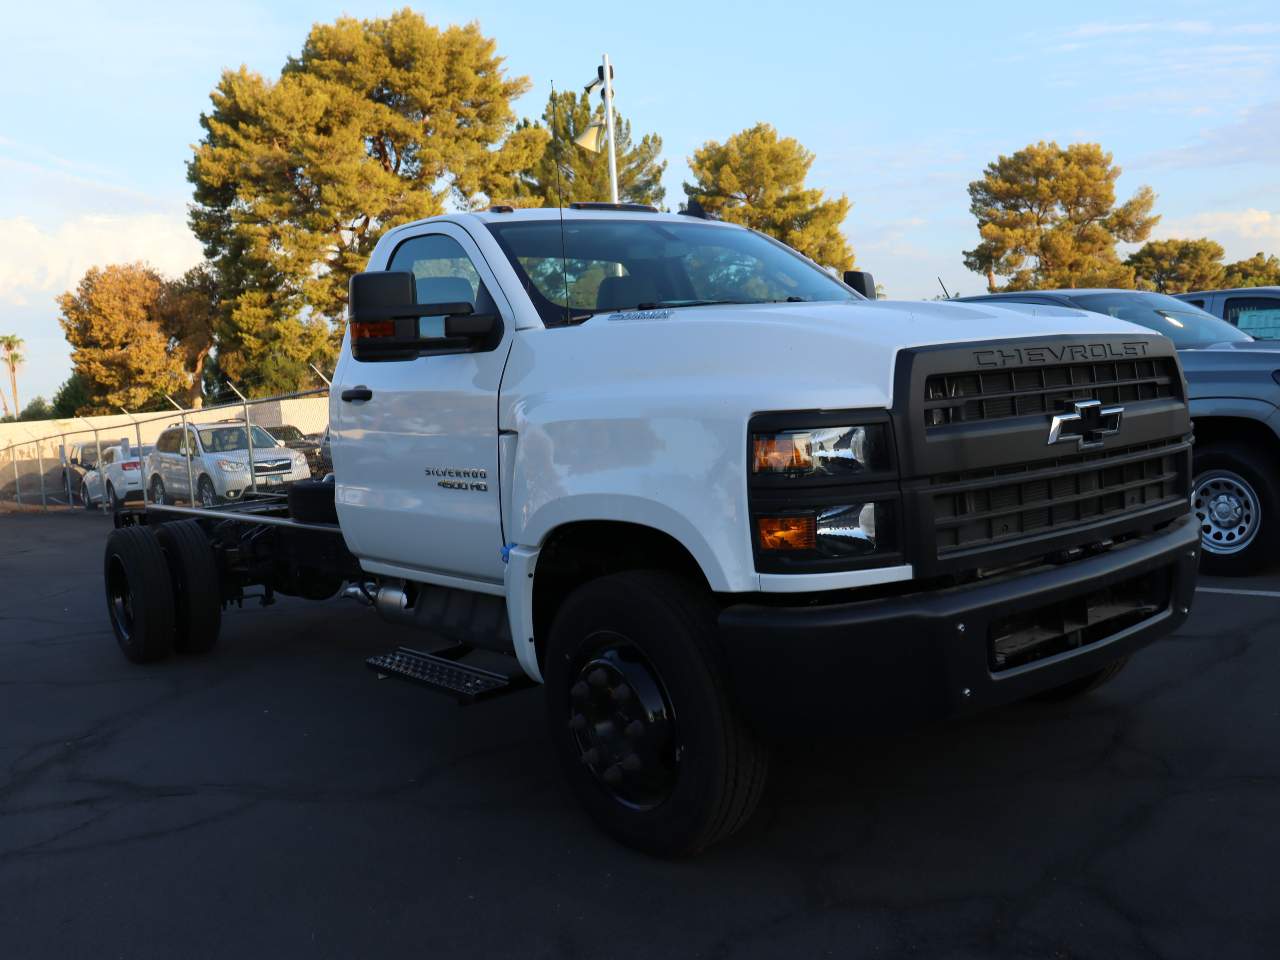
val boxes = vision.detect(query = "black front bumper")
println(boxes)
[719,516,1199,738]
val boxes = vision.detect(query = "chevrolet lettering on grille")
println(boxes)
[1047,399,1124,450]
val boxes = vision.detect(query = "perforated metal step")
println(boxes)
[366,646,520,703]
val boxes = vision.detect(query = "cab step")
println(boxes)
[366,646,530,704]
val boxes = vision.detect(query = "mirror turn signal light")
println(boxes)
[757,515,816,551]
[351,320,396,340]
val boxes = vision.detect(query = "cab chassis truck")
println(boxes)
[105,206,1200,856]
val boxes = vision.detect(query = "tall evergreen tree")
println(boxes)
[1127,238,1225,293]
[1223,252,1280,288]
[964,141,1158,291]
[514,89,665,207]
[683,123,854,270]
[188,10,545,395]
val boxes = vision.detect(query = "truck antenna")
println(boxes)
[937,276,952,299]
[549,83,571,324]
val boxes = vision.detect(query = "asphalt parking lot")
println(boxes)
[2,509,1278,959]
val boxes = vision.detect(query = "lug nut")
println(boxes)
[611,684,632,703]
[625,720,645,739]
[621,753,642,772]
[603,764,623,784]
[569,713,587,731]
[587,669,608,688]
[570,682,589,701]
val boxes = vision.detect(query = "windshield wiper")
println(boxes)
[633,299,751,309]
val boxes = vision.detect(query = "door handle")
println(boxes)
[341,386,373,402]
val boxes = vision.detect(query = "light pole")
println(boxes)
[601,54,618,204]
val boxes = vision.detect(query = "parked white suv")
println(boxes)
[81,443,148,510]
[145,421,310,506]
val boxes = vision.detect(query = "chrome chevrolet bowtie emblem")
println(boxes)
[1047,399,1124,449]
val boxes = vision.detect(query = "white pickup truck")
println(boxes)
[104,205,1200,856]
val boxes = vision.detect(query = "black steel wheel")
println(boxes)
[545,570,769,857]
[568,638,680,811]
[103,526,175,663]
[154,520,221,655]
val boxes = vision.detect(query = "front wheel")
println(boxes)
[1192,442,1280,576]
[196,475,219,508]
[80,480,95,510]
[107,483,122,513]
[545,570,769,857]
[149,475,168,505]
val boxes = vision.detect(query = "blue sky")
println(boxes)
[3,0,1279,403]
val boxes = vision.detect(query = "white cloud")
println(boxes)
[1153,208,1280,261]
[0,213,202,307]
[1067,20,1212,39]
[1147,100,1280,168]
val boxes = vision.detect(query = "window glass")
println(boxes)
[387,233,497,339]
[197,425,278,452]
[79,445,98,466]
[1071,291,1252,348]
[1225,297,1280,340]
[1184,299,1205,309]
[485,218,857,327]
[101,448,116,465]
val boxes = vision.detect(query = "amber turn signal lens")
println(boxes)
[757,515,817,551]
[352,320,396,340]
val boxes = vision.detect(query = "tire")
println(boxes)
[288,479,339,524]
[196,475,219,508]
[1192,442,1280,576]
[80,479,95,510]
[103,526,176,663]
[107,482,121,513]
[1033,657,1129,702]
[545,570,770,857]
[154,520,221,655]
[149,474,168,505]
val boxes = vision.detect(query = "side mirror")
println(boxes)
[348,271,498,361]
[844,270,877,300]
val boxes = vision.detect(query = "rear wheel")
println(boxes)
[1192,442,1280,576]
[545,570,769,857]
[103,526,175,663]
[107,482,121,513]
[154,520,221,655]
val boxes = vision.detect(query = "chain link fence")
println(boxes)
[0,383,330,515]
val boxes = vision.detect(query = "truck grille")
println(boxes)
[932,440,1186,555]
[923,356,1180,428]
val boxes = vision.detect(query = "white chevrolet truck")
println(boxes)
[104,206,1199,856]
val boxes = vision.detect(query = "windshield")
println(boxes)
[267,426,304,442]
[1072,292,1253,349]
[484,218,858,326]
[198,425,280,453]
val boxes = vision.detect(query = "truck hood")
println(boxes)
[504,297,1165,420]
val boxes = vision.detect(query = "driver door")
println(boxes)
[332,222,515,586]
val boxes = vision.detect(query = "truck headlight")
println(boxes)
[217,459,247,472]
[749,413,901,573]
[752,424,890,478]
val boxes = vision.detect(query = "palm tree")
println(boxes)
[0,335,23,417]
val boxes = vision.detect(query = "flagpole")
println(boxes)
[601,53,619,204]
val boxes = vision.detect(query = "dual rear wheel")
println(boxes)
[103,520,222,663]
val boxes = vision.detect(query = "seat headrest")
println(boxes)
[595,275,657,311]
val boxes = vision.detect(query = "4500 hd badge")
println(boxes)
[426,466,488,492]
